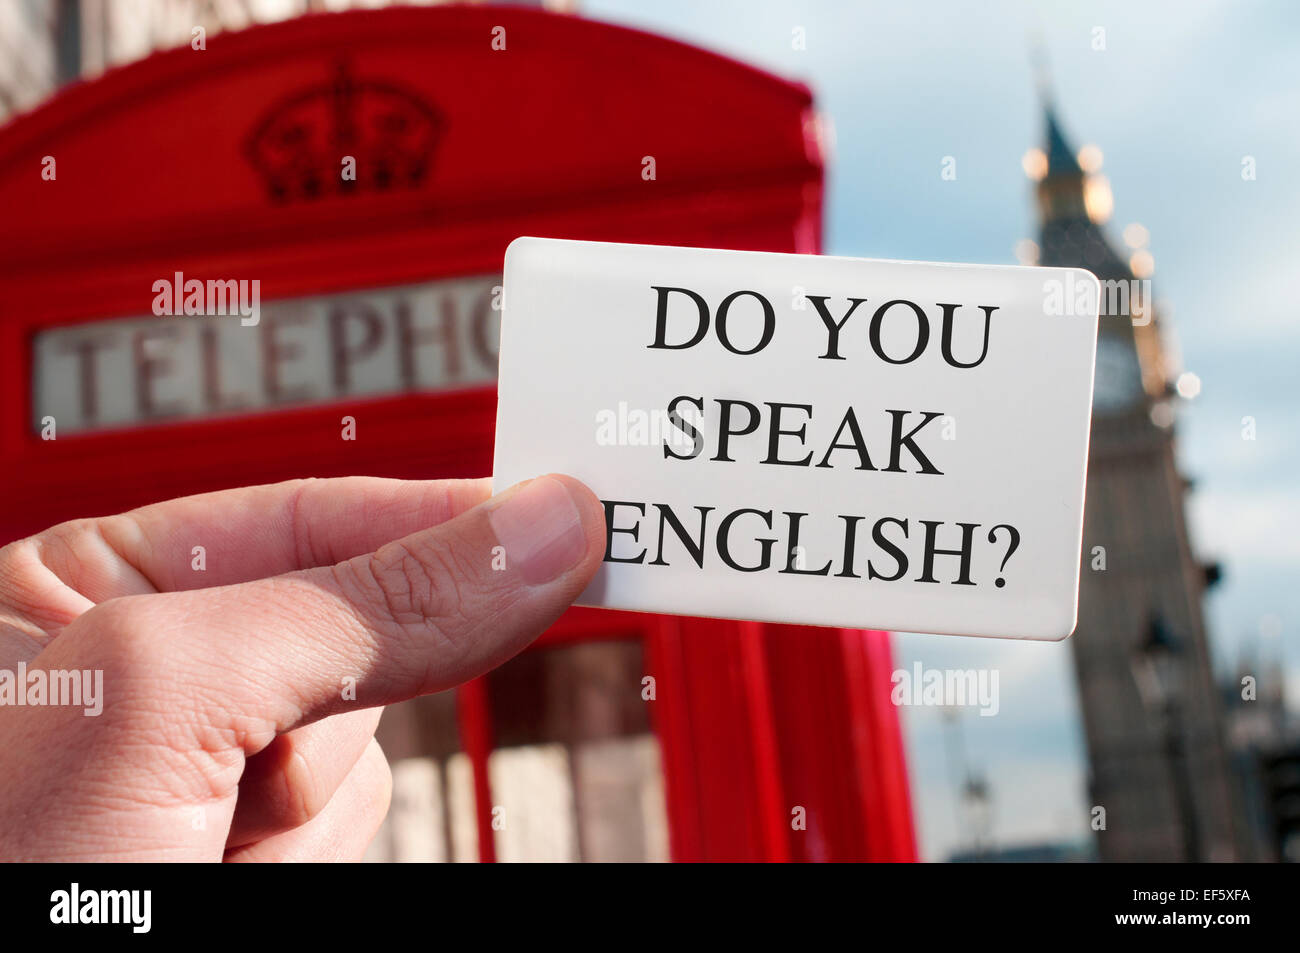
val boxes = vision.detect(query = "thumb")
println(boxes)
[64,474,608,740]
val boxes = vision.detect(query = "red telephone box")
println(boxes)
[0,6,915,862]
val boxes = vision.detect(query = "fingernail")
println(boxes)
[487,477,588,584]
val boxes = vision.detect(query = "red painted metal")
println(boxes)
[0,5,913,862]
[643,616,702,861]
[738,622,793,862]
[455,677,498,863]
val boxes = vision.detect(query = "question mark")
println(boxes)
[987,524,1020,589]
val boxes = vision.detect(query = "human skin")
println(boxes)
[0,474,606,861]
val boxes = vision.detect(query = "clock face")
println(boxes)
[1092,336,1142,413]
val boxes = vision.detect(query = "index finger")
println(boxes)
[29,477,493,603]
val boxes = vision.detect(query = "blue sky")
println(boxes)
[588,0,1300,859]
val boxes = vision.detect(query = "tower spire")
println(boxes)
[1028,28,1053,105]
[1028,35,1084,181]
[1044,108,1083,179]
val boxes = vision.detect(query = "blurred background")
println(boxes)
[1,0,1296,862]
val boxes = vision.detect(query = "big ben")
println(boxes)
[1029,105,1244,861]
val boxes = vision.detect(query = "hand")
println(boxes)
[0,474,605,861]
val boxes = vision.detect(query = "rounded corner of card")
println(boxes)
[1044,605,1080,642]
[1070,268,1103,314]
[504,236,544,275]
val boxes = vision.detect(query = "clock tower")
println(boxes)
[1030,106,1243,861]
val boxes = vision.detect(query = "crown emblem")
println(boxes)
[244,61,445,202]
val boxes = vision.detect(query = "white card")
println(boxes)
[492,238,1099,640]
